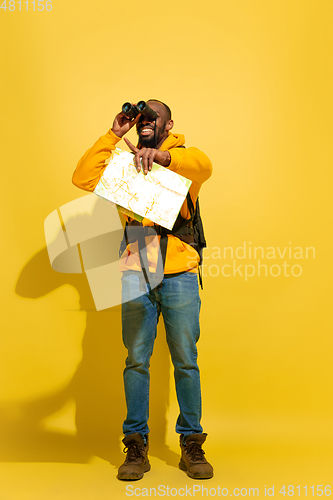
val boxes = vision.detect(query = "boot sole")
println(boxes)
[179,459,214,479]
[117,461,151,481]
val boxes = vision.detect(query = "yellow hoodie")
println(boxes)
[72,129,212,274]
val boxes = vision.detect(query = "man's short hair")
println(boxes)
[148,99,172,121]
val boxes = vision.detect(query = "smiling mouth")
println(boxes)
[139,127,154,136]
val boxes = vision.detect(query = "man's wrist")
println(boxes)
[111,127,123,138]
[159,151,171,167]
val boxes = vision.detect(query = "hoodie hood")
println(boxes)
[160,132,185,151]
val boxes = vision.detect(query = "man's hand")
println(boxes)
[124,138,171,175]
[111,110,141,138]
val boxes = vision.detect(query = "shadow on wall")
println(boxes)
[0,216,179,468]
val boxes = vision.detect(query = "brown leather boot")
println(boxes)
[117,433,151,480]
[179,433,214,479]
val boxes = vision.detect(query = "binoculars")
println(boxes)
[122,101,158,121]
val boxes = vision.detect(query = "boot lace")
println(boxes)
[123,443,145,463]
[187,442,206,462]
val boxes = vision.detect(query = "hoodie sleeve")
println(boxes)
[72,129,122,192]
[167,147,213,186]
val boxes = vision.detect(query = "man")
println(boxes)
[72,100,213,480]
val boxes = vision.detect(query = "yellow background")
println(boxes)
[1,0,332,498]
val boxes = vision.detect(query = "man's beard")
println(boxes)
[139,133,157,148]
[137,120,166,148]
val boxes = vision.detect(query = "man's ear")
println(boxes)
[166,119,174,131]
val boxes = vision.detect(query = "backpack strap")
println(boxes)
[184,192,206,289]
[152,202,195,291]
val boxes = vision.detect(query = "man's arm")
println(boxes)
[72,111,140,192]
[124,139,212,185]
[72,130,121,191]
[167,147,213,185]
[123,140,213,216]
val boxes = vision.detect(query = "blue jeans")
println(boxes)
[121,271,203,438]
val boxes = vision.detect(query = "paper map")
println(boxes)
[94,148,192,230]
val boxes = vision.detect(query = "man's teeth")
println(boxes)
[141,128,152,132]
